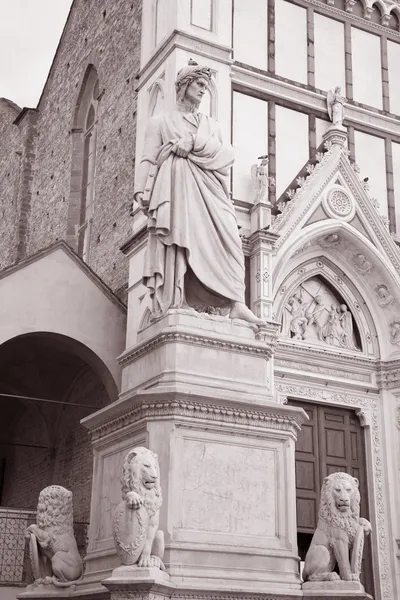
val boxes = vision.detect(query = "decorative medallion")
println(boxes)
[323,187,355,221]
[328,189,352,215]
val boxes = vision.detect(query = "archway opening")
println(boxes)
[0,332,113,584]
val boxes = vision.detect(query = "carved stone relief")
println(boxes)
[389,321,400,346]
[375,284,394,307]
[352,253,372,274]
[281,277,360,351]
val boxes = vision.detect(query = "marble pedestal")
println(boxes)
[302,580,373,599]
[80,311,308,599]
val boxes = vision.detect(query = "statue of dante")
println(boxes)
[134,60,264,325]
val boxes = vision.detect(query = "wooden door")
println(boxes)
[288,400,373,595]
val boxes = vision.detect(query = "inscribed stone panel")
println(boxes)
[275,105,309,197]
[275,0,308,84]
[354,130,387,216]
[233,0,268,69]
[96,450,126,543]
[314,13,345,93]
[233,92,268,201]
[351,27,382,109]
[181,439,276,537]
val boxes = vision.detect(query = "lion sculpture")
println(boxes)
[303,472,372,583]
[113,446,165,570]
[25,485,83,587]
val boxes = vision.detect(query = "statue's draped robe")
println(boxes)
[135,110,246,316]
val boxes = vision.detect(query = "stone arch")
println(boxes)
[68,64,100,260]
[388,5,400,30]
[0,331,112,523]
[273,221,400,359]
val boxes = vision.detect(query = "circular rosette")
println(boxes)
[113,501,149,565]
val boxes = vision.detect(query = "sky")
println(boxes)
[0,0,73,108]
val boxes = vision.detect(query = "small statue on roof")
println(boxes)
[327,86,346,128]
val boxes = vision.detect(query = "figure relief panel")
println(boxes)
[281,276,361,351]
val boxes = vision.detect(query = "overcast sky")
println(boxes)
[0,0,73,108]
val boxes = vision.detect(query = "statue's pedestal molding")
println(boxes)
[80,311,307,598]
[302,579,373,599]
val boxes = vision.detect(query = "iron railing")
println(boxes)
[0,508,88,586]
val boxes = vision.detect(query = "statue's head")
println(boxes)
[175,59,212,106]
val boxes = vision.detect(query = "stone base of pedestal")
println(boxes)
[17,582,80,600]
[302,579,373,599]
[79,311,307,598]
[102,565,175,599]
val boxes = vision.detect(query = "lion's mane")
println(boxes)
[121,447,162,516]
[36,485,74,534]
[318,472,360,543]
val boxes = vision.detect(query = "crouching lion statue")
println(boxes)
[113,446,165,570]
[303,472,372,583]
[25,485,83,587]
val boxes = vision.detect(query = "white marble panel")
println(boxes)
[315,117,330,148]
[96,450,126,543]
[191,0,212,30]
[233,0,268,70]
[351,27,382,109]
[314,13,345,93]
[155,0,169,45]
[392,141,400,233]
[232,92,268,201]
[354,130,388,216]
[388,41,400,116]
[180,438,276,537]
[275,0,308,84]
[275,105,309,197]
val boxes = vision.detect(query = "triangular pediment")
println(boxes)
[271,134,400,361]
[271,138,400,275]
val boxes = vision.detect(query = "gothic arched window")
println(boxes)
[68,65,99,262]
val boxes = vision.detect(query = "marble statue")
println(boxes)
[24,485,83,586]
[113,447,165,570]
[303,472,371,583]
[327,86,346,128]
[134,60,264,325]
[251,154,271,202]
[282,292,308,340]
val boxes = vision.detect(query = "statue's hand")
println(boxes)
[135,192,149,216]
[172,135,194,158]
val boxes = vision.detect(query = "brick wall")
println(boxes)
[3,0,142,301]
[0,100,22,271]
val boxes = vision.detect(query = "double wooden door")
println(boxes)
[288,400,374,596]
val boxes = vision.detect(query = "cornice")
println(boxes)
[231,66,400,138]
[120,225,147,256]
[86,395,307,442]
[118,322,280,368]
[137,30,233,91]
[376,359,400,388]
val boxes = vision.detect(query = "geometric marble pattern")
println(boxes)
[0,509,35,584]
